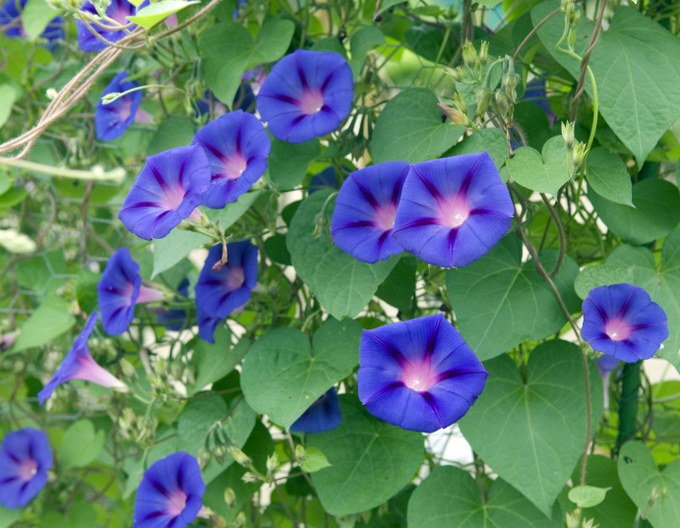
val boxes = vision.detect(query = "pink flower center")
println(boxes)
[166,490,187,517]
[223,153,248,180]
[161,185,186,211]
[299,90,325,115]
[117,98,133,122]
[111,7,129,25]
[605,318,632,342]
[374,203,397,231]
[18,459,38,482]
[439,194,470,228]
[402,360,438,393]
[225,267,245,290]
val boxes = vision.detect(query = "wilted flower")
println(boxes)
[77,0,144,53]
[392,152,513,268]
[95,71,142,142]
[0,428,52,509]
[290,388,342,434]
[118,145,211,240]
[133,452,205,528]
[97,248,164,335]
[582,283,668,363]
[331,161,409,263]
[257,49,353,143]
[358,314,488,433]
[0,0,63,45]
[38,313,127,404]
[193,111,270,208]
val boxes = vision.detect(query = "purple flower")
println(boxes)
[95,71,142,142]
[195,241,258,322]
[196,308,221,343]
[133,451,205,528]
[523,78,556,125]
[256,49,353,143]
[118,145,211,240]
[309,166,338,193]
[331,161,408,263]
[358,314,488,433]
[0,0,63,45]
[97,248,164,335]
[392,152,514,268]
[597,355,621,376]
[38,313,127,405]
[0,428,52,509]
[582,283,668,363]
[290,388,342,434]
[192,111,270,208]
[77,0,143,53]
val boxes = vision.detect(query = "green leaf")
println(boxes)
[58,420,105,468]
[202,190,262,228]
[533,4,680,166]
[268,138,320,190]
[407,466,559,528]
[200,19,294,105]
[152,229,210,278]
[446,235,579,360]
[0,84,18,129]
[308,396,423,516]
[585,147,633,206]
[447,127,509,169]
[177,394,228,456]
[506,136,569,194]
[12,296,76,353]
[370,88,464,163]
[349,26,384,77]
[574,233,680,369]
[568,485,610,509]
[286,190,399,319]
[459,341,604,515]
[376,256,416,313]
[147,115,195,156]
[588,178,680,245]
[299,447,331,473]
[21,0,59,41]
[0,506,20,528]
[189,329,249,395]
[241,318,362,427]
[376,0,406,15]
[127,0,198,30]
[618,441,680,528]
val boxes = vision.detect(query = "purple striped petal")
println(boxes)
[97,248,141,335]
[0,428,52,509]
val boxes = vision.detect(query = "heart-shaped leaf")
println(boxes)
[128,0,198,30]
[618,441,680,528]
[506,136,569,194]
[585,147,633,207]
[459,340,604,515]
[240,318,362,427]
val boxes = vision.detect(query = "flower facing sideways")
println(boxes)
[38,313,127,404]
[133,451,205,528]
[582,283,668,363]
[358,314,488,433]
[290,388,342,434]
[0,428,53,509]
[77,0,145,53]
[95,71,143,142]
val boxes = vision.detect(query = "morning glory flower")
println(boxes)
[582,283,669,363]
[95,71,143,142]
[331,161,409,263]
[197,308,221,344]
[118,145,211,240]
[256,49,353,143]
[309,166,338,193]
[290,388,342,434]
[0,428,52,509]
[392,152,514,268]
[97,248,164,335]
[77,0,144,53]
[358,314,488,433]
[38,313,127,404]
[0,0,63,45]
[195,241,258,321]
[523,78,556,125]
[192,111,270,208]
[133,451,205,528]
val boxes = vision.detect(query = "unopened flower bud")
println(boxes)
[241,471,258,483]
[573,141,587,169]
[224,487,236,507]
[561,121,575,148]
[437,102,469,126]
[228,446,252,467]
[478,41,489,64]
[461,41,478,65]
[46,88,58,100]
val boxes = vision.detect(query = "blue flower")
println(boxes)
[97,248,164,335]
[331,161,409,263]
[133,452,205,528]
[392,152,514,268]
[358,314,488,433]
[290,388,342,434]
[95,72,143,142]
[193,111,270,208]
[77,0,145,53]
[0,0,63,46]
[582,283,668,363]
[38,313,127,404]
[257,49,354,143]
[118,145,211,240]
[309,166,338,193]
[0,428,52,509]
